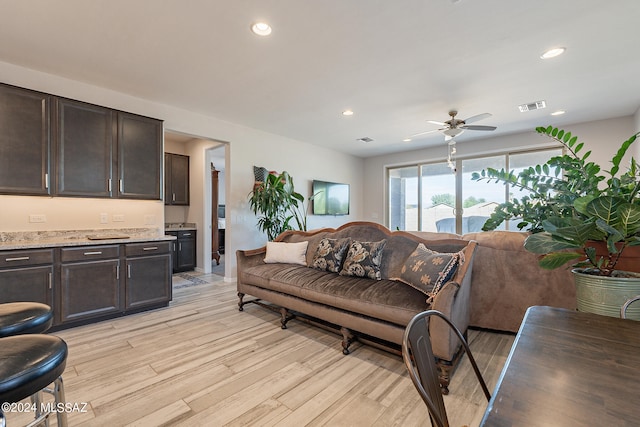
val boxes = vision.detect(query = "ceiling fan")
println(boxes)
[411,110,497,140]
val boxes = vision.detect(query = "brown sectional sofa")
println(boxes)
[236,222,578,392]
[237,221,478,392]
[410,230,577,332]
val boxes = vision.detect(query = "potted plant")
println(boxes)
[248,170,309,240]
[473,125,640,319]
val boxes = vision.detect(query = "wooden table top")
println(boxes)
[480,306,640,426]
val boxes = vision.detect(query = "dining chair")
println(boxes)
[402,310,491,427]
[621,295,640,319]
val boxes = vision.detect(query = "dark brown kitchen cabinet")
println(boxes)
[0,82,163,200]
[56,98,114,197]
[0,249,54,307]
[125,242,172,310]
[166,230,196,272]
[165,153,190,205]
[118,112,162,200]
[0,84,52,195]
[59,245,122,324]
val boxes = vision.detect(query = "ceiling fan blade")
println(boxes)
[463,113,492,124]
[409,128,443,138]
[426,120,447,126]
[461,125,497,131]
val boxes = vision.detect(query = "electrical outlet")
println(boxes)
[112,214,125,222]
[29,214,47,223]
[100,213,109,224]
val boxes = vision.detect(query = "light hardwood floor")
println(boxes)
[6,274,514,427]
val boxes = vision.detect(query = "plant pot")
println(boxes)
[572,268,640,320]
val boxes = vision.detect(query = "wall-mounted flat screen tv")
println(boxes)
[312,180,350,215]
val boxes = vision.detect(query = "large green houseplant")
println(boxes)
[473,126,640,318]
[248,171,309,241]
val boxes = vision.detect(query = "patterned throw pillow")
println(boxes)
[339,239,387,280]
[392,243,463,303]
[311,238,351,273]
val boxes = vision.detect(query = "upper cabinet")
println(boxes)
[56,98,114,197]
[0,84,52,195]
[118,112,162,200]
[0,83,162,200]
[164,153,190,205]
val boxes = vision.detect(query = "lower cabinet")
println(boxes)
[59,245,122,324]
[0,240,173,328]
[125,242,172,310]
[0,249,54,306]
[167,230,196,272]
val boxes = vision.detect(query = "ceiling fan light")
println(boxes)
[443,128,464,137]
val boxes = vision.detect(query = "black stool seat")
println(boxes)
[0,335,68,404]
[0,302,53,338]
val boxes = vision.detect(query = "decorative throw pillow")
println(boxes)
[263,241,308,265]
[339,239,387,280]
[392,243,463,303]
[310,238,351,273]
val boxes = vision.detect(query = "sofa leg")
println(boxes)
[237,292,245,311]
[340,327,355,355]
[436,361,452,395]
[280,307,294,329]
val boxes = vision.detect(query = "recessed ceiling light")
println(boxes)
[403,138,412,142]
[342,110,354,116]
[540,47,566,59]
[551,110,566,116]
[251,22,272,36]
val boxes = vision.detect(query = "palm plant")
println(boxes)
[248,171,309,240]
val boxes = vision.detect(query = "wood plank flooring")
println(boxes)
[5,274,514,427]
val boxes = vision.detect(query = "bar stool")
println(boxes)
[0,303,53,338]
[0,335,68,427]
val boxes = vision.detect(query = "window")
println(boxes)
[388,148,562,233]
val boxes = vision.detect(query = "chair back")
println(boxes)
[402,310,491,427]
[621,295,640,319]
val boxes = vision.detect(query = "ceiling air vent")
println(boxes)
[357,137,374,143]
[518,100,546,112]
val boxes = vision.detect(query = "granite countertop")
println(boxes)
[0,228,176,251]
[165,222,197,232]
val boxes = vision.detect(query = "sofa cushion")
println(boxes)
[391,243,461,303]
[339,239,387,280]
[264,241,308,265]
[310,237,351,273]
[242,263,429,325]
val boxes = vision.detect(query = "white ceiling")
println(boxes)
[1,1,638,158]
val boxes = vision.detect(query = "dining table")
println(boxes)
[480,305,640,426]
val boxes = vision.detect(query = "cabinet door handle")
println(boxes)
[48,272,52,289]
[116,265,120,280]
[108,178,112,192]
[179,243,182,251]
[127,264,132,278]
[120,180,124,193]
[143,246,158,251]
[183,233,192,236]
[5,256,30,262]
[84,251,103,256]
[45,173,49,189]
[172,193,176,201]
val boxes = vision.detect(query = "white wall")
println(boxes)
[0,60,364,279]
[363,116,637,227]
